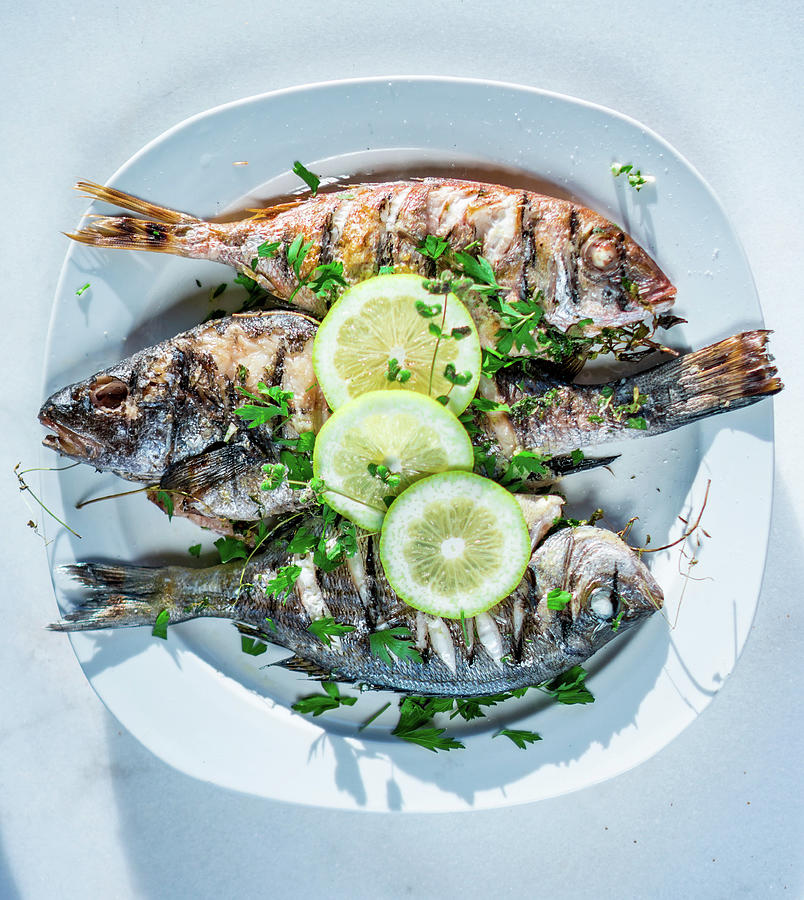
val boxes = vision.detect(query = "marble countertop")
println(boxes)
[1,2,802,897]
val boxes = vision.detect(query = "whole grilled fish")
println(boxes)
[50,518,663,696]
[39,313,781,531]
[68,178,676,340]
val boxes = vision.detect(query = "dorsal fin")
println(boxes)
[274,655,332,680]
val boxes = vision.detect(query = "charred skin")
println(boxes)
[51,525,663,696]
[69,178,676,337]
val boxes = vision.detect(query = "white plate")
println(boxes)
[42,77,774,811]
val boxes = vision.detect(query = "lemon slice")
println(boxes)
[312,390,473,530]
[313,274,481,414]
[379,471,531,618]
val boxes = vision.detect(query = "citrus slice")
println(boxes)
[379,471,531,618]
[312,390,473,530]
[313,273,481,414]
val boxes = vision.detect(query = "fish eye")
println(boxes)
[584,236,618,271]
[90,377,129,411]
[589,586,618,620]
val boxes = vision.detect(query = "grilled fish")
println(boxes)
[39,313,781,531]
[50,513,663,696]
[68,178,676,341]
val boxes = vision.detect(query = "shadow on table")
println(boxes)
[0,827,22,900]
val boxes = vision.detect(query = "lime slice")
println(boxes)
[379,471,531,618]
[312,390,473,530]
[313,274,481,414]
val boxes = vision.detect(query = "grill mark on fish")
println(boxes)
[318,212,334,265]
[567,208,580,305]
[615,231,630,311]
[518,194,535,300]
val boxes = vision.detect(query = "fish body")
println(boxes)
[51,516,663,696]
[69,178,676,339]
[39,308,781,529]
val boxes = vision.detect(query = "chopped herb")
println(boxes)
[540,665,595,705]
[570,449,584,465]
[156,490,174,520]
[611,162,651,191]
[471,396,511,413]
[394,726,465,752]
[415,299,442,318]
[152,609,170,640]
[611,608,625,632]
[214,535,249,564]
[241,636,269,656]
[256,239,281,259]
[292,681,357,717]
[546,588,572,611]
[493,292,546,356]
[234,383,293,429]
[378,265,395,275]
[264,563,302,601]
[369,627,423,666]
[443,363,472,386]
[386,358,412,383]
[367,462,401,488]
[417,235,450,261]
[211,282,227,299]
[308,616,356,647]
[292,160,321,195]
[285,525,318,556]
[626,416,647,430]
[358,701,391,731]
[75,282,90,296]
[188,544,202,558]
[588,414,604,424]
[498,450,551,491]
[494,728,542,749]
[308,260,348,301]
[261,462,288,490]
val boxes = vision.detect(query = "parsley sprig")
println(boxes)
[369,627,423,666]
[292,682,357,717]
[308,616,356,647]
[611,162,652,191]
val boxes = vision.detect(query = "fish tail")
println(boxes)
[66,216,192,254]
[634,330,782,430]
[66,181,201,254]
[74,180,197,224]
[49,563,190,632]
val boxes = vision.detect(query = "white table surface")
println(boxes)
[2,3,802,897]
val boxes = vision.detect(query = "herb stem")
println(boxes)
[428,289,449,397]
[358,702,392,732]
[75,484,156,509]
[15,463,82,538]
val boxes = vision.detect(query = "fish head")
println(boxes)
[39,354,183,482]
[567,210,676,330]
[532,525,663,652]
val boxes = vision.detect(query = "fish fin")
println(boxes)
[48,563,165,631]
[634,330,783,427]
[159,445,256,496]
[235,622,279,645]
[536,352,588,383]
[66,216,192,254]
[74,181,198,224]
[274,655,332,680]
[547,452,620,478]
[246,199,306,221]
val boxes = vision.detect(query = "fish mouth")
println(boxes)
[39,414,103,461]
[641,281,677,314]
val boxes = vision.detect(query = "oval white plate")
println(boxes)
[42,77,774,811]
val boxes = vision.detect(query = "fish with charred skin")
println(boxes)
[38,312,781,530]
[68,178,676,339]
[50,516,663,697]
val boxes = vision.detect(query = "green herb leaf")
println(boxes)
[241,636,269,656]
[152,609,170,640]
[214,536,249,564]
[611,608,625,632]
[415,300,442,318]
[369,627,423,666]
[256,240,281,259]
[393,726,465,752]
[452,250,499,288]
[378,265,395,274]
[211,282,227,299]
[443,363,473,386]
[292,682,357,717]
[471,396,511,413]
[285,525,318,556]
[626,416,647,430]
[287,234,314,279]
[261,462,288,490]
[308,260,348,300]
[570,449,585,465]
[264,563,302,601]
[292,160,321,195]
[417,235,450,261]
[541,665,595,705]
[307,616,356,647]
[588,414,604,424]
[156,490,174,520]
[75,282,91,296]
[188,544,202,558]
[546,588,572,611]
[494,728,542,749]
